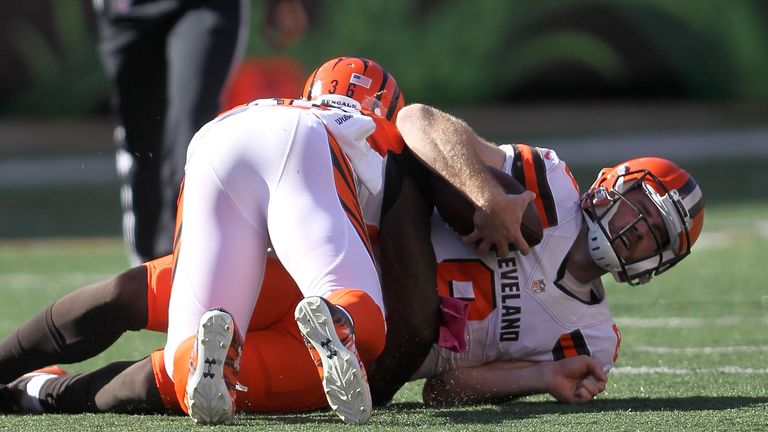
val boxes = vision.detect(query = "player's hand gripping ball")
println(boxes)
[431,166,544,250]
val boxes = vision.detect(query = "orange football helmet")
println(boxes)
[303,56,407,155]
[582,157,705,285]
[303,56,405,122]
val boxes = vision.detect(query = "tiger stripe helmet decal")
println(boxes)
[303,57,405,122]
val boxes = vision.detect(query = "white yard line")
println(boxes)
[615,316,768,328]
[612,366,768,375]
[633,346,768,354]
[693,218,768,250]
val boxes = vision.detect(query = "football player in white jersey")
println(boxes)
[391,104,704,405]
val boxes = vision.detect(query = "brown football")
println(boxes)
[430,166,544,250]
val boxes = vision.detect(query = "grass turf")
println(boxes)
[0,200,766,430]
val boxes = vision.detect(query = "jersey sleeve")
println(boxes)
[550,321,621,372]
[498,144,580,230]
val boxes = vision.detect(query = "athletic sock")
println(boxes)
[35,359,162,414]
[0,304,65,383]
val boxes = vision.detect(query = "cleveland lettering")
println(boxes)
[498,256,522,341]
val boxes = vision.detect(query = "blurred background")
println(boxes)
[1,0,767,242]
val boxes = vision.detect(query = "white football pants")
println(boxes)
[164,106,382,378]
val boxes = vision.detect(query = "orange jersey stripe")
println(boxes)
[512,144,558,229]
[327,135,363,227]
[517,145,550,226]
[327,134,356,189]
[612,323,622,364]
[171,178,186,285]
[553,329,591,360]
[563,164,580,194]
[559,333,579,358]
[326,133,375,261]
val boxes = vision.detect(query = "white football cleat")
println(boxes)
[294,296,372,425]
[184,308,242,425]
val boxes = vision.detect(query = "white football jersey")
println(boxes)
[413,144,621,379]
[167,97,389,376]
[187,98,389,227]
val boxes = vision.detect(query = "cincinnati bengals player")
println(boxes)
[162,90,406,424]
[166,56,532,425]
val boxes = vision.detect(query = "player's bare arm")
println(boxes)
[396,103,535,256]
[368,162,441,406]
[421,356,607,406]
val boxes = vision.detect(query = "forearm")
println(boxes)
[396,104,505,211]
[424,356,608,406]
[397,103,535,256]
[368,317,436,406]
[369,164,441,405]
[423,361,548,405]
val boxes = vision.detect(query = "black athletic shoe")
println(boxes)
[0,366,66,414]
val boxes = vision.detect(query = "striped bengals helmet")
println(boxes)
[303,56,405,122]
[581,157,705,285]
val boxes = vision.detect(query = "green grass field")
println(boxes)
[1,166,767,430]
